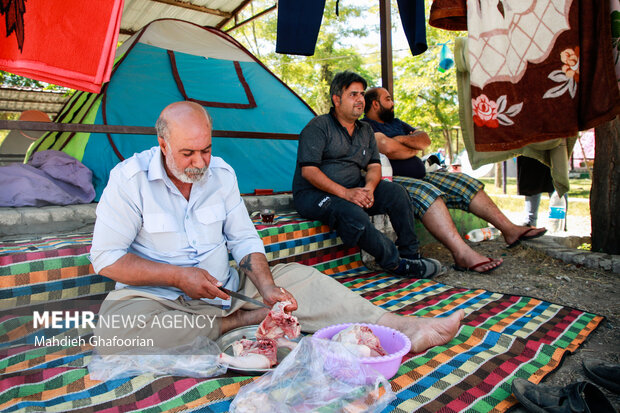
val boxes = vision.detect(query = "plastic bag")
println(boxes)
[230,336,395,413]
[88,336,226,380]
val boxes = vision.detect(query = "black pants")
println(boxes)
[294,180,419,270]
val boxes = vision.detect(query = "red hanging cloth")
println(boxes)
[0,0,123,93]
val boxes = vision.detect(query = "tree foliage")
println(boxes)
[392,24,462,157]
[1,71,43,88]
[227,0,378,114]
[227,1,463,157]
[0,71,67,90]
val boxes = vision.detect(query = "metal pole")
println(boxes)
[379,0,393,94]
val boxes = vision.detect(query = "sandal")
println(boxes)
[507,227,547,248]
[453,257,502,274]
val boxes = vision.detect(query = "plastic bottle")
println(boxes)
[547,191,566,233]
[465,227,501,242]
[379,153,393,181]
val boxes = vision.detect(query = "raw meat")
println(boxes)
[218,338,277,369]
[332,325,387,357]
[233,339,278,366]
[220,301,300,369]
[256,301,301,340]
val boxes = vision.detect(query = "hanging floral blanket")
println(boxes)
[430,0,620,152]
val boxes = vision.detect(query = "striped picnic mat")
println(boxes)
[0,216,603,412]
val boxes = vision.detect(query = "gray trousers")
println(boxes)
[94,263,386,352]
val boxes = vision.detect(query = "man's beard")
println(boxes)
[378,104,395,123]
[165,148,207,184]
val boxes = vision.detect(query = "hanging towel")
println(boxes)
[431,0,620,152]
[0,0,123,93]
[455,37,575,196]
[429,0,467,31]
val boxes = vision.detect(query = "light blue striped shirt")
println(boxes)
[90,146,265,307]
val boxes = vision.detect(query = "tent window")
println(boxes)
[168,51,257,109]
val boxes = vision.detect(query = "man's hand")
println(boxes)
[343,187,374,209]
[375,132,419,159]
[260,285,298,312]
[239,253,298,313]
[175,267,229,300]
[394,130,431,151]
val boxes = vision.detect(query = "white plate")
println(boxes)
[215,325,301,375]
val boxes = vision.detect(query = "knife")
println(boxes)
[219,286,270,309]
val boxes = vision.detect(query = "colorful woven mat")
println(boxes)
[0,215,604,412]
[0,234,93,255]
[252,211,310,230]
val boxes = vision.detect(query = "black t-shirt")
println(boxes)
[362,117,426,179]
[292,109,381,196]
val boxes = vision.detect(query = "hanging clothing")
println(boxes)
[0,0,123,93]
[276,0,326,56]
[517,156,555,197]
[396,0,427,56]
[275,0,428,57]
[429,0,467,31]
[431,0,620,152]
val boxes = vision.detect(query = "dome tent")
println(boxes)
[27,19,316,199]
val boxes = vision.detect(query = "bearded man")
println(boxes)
[362,87,546,273]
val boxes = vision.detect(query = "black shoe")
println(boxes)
[583,359,620,394]
[389,256,445,279]
[511,378,615,413]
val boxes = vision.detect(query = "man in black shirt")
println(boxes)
[292,71,443,278]
[363,87,547,273]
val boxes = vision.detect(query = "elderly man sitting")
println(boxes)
[90,101,464,355]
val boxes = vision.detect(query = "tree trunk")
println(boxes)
[591,116,620,254]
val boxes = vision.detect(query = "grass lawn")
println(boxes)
[478,177,592,217]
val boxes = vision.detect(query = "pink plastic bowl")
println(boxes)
[313,323,411,380]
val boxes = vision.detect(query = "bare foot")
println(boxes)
[503,226,546,247]
[453,249,503,273]
[221,308,270,335]
[378,309,465,353]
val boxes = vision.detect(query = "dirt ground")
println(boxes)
[420,239,620,412]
